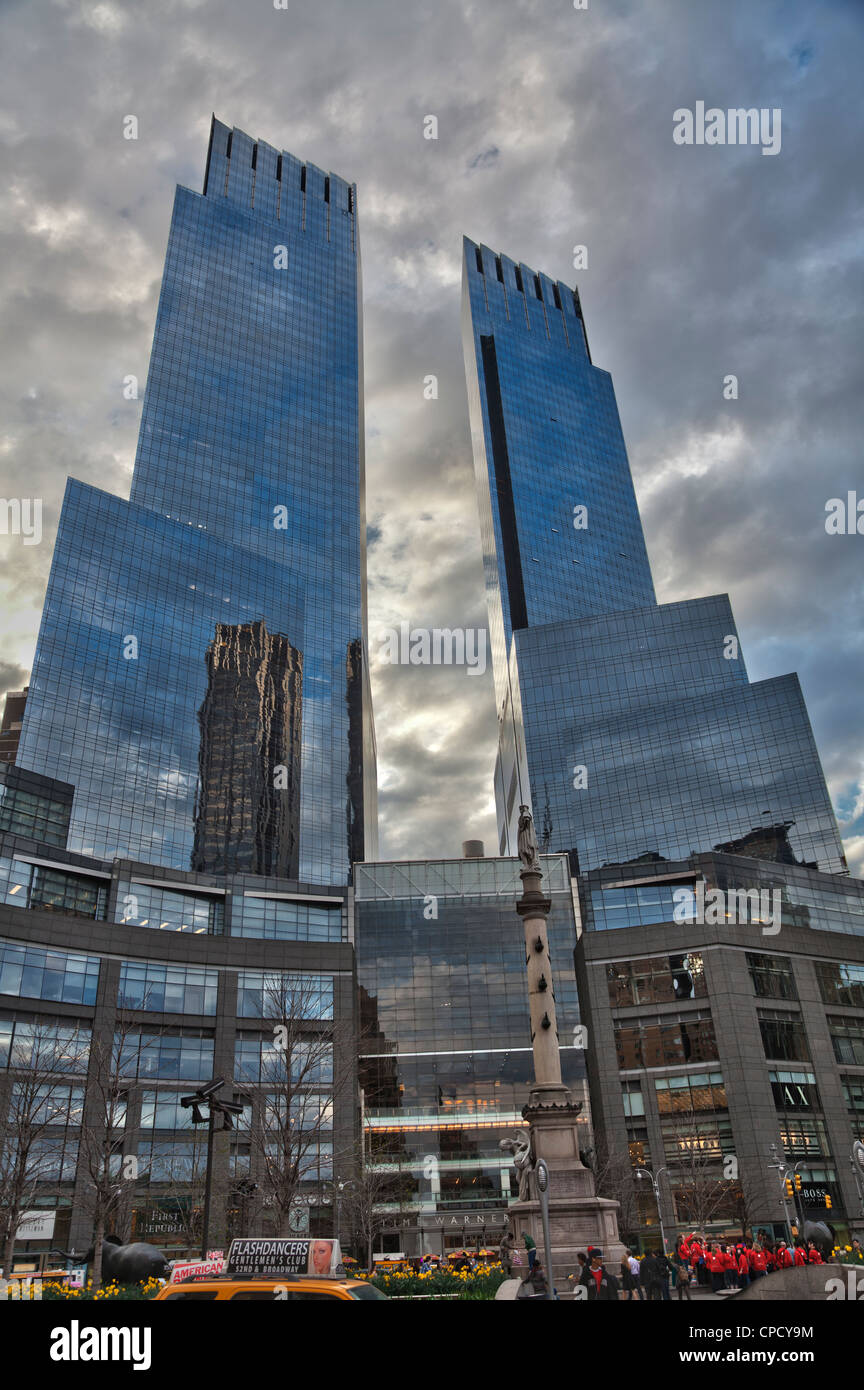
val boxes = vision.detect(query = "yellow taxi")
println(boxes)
[156,1239,388,1300]
[155,1274,387,1301]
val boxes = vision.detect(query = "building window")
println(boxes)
[135,1140,208,1185]
[0,857,107,920]
[236,971,334,1021]
[842,1076,864,1139]
[828,1017,864,1066]
[607,953,706,1007]
[758,1015,810,1062]
[233,897,343,942]
[663,1116,734,1166]
[0,1015,90,1073]
[234,1034,333,1086]
[117,1031,214,1082]
[0,939,100,1006]
[116,881,224,935]
[590,881,695,931]
[815,961,864,1008]
[118,961,219,1016]
[615,1014,718,1069]
[770,1069,821,1111]
[655,1071,727,1115]
[5,1083,85,1182]
[779,1117,831,1160]
[621,1079,644,1117]
[0,781,70,847]
[746,952,797,1000]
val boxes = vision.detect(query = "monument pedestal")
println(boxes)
[509,1083,624,1290]
[507,816,624,1293]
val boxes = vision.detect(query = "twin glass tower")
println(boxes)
[18,119,377,886]
[461,238,846,877]
[16,119,845,890]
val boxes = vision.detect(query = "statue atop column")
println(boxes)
[517,804,541,872]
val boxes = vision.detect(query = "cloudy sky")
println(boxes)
[0,0,861,873]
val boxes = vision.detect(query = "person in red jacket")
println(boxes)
[807,1241,823,1264]
[705,1243,723,1294]
[723,1245,738,1289]
[749,1245,768,1279]
[737,1246,750,1287]
[774,1241,794,1269]
[793,1243,807,1266]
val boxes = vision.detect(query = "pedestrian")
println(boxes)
[807,1241,823,1265]
[849,1239,864,1266]
[523,1231,537,1271]
[516,1259,550,1299]
[723,1245,737,1289]
[793,1243,807,1267]
[689,1235,707,1286]
[568,1251,589,1292]
[620,1249,644,1302]
[707,1243,724,1294]
[737,1245,750,1288]
[748,1243,767,1281]
[499,1230,514,1278]
[640,1248,666,1301]
[774,1241,793,1270]
[676,1255,692,1301]
[579,1248,619,1302]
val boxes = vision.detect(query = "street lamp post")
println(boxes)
[179,1077,247,1259]
[769,1142,805,1247]
[535,1159,554,1300]
[851,1142,864,1224]
[636,1166,669,1256]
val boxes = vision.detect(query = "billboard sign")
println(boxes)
[226,1238,341,1278]
[169,1256,225,1284]
[15,1210,56,1241]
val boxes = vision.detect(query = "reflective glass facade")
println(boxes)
[0,764,72,849]
[354,856,589,1236]
[462,239,846,875]
[18,118,376,884]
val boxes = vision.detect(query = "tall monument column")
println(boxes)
[504,806,624,1289]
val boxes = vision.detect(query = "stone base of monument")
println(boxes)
[507,1083,625,1295]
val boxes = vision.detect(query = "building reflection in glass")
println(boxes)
[192,620,302,878]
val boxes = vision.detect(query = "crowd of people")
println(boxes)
[564,1233,862,1301]
[671,1233,831,1296]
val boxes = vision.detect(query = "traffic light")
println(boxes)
[825,1194,833,1210]
[794,1174,802,1192]
[784,1178,794,1198]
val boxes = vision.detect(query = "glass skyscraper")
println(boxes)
[18,119,376,884]
[462,237,846,876]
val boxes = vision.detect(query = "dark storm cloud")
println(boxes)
[0,0,861,869]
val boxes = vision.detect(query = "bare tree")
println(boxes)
[138,1127,208,1254]
[665,1106,740,1237]
[335,1140,414,1269]
[0,1017,89,1274]
[76,1007,155,1289]
[243,973,353,1237]
[590,1139,640,1242]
